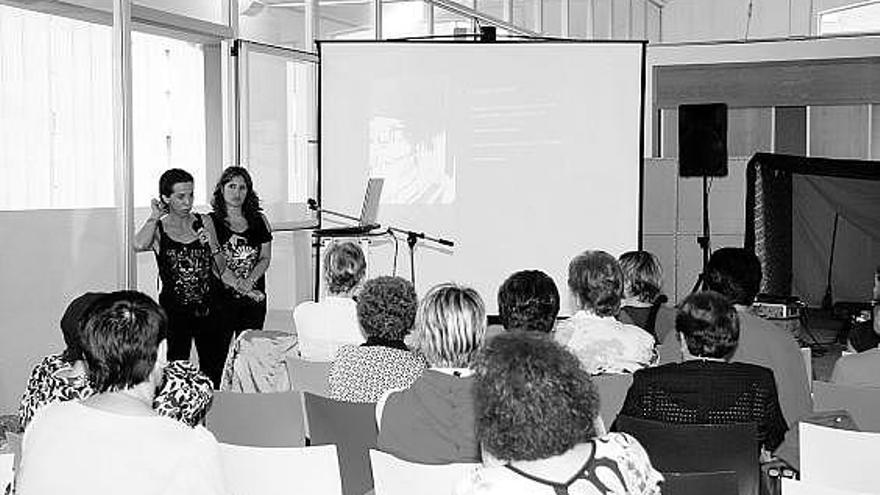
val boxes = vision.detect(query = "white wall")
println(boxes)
[0,209,120,415]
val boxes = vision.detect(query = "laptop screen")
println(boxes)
[359,178,384,225]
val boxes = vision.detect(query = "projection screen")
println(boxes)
[320,41,645,314]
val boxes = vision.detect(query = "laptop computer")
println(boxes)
[314,178,384,237]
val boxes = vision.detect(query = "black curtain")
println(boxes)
[745,153,880,305]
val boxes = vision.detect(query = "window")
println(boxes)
[0,4,206,210]
[819,1,880,36]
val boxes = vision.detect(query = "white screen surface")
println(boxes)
[321,41,644,314]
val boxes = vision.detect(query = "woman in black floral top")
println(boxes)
[19,293,213,430]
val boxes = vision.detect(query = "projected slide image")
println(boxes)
[369,116,454,205]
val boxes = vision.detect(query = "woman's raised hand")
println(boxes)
[149,198,167,220]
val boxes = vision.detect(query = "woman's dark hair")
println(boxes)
[618,251,663,303]
[568,250,623,317]
[474,332,598,461]
[59,292,108,363]
[705,247,762,305]
[211,166,263,228]
[323,241,367,295]
[497,270,560,333]
[158,168,194,197]
[80,291,167,393]
[676,291,740,359]
[356,276,418,340]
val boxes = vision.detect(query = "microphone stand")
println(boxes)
[385,226,454,286]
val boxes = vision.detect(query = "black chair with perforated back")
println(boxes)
[304,392,378,495]
[615,415,759,495]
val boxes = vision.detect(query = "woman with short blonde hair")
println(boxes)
[377,282,487,464]
[413,283,487,368]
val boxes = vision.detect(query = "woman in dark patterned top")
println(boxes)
[618,291,788,451]
[134,168,227,388]
[210,166,273,335]
[329,276,427,403]
[19,292,213,429]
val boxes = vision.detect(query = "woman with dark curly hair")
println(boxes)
[328,276,427,402]
[210,166,273,335]
[377,283,486,464]
[618,291,788,452]
[555,250,655,374]
[455,332,661,495]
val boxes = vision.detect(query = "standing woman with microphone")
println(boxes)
[134,168,229,388]
[209,166,273,335]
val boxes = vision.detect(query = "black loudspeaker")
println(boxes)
[678,103,728,177]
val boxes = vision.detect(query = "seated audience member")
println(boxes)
[19,292,213,430]
[377,283,486,464]
[328,276,427,402]
[17,291,227,495]
[706,247,812,427]
[555,250,655,374]
[831,268,880,387]
[497,270,560,333]
[617,252,675,340]
[294,241,366,361]
[455,332,662,495]
[618,291,787,452]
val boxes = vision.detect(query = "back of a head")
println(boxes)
[497,270,560,333]
[414,283,487,368]
[676,291,740,359]
[568,250,623,317]
[60,292,109,363]
[356,276,418,341]
[618,251,663,303]
[324,241,367,295]
[705,247,762,305]
[473,331,598,462]
[80,291,167,393]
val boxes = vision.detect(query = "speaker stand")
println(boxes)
[690,175,712,294]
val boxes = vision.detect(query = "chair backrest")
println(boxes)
[782,478,873,495]
[286,356,332,397]
[369,449,478,495]
[800,423,880,494]
[812,380,880,432]
[615,415,758,495]
[219,443,343,495]
[304,392,378,495]
[206,391,305,447]
[800,347,812,391]
[4,432,22,493]
[663,471,738,495]
[591,373,634,427]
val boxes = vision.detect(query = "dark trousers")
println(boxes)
[220,291,268,337]
[164,304,232,389]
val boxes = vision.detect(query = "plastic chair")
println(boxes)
[591,373,634,427]
[206,391,305,447]
[304,392,378,495]
[812,380,880,432]
[663,471,738,495]
[369,449,478,495]
[615,415,758,495]
[286,356,332,397]
[219,443,343,495]
[799,423,880,494]
[782,478,872,495]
